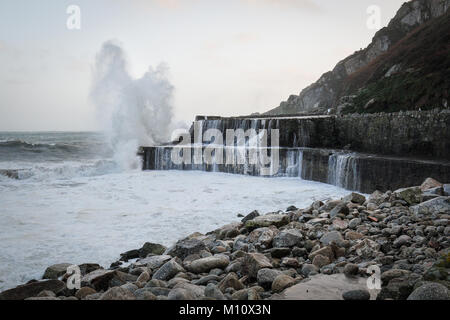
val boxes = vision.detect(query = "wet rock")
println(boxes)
[343,193,366,205]
[139,242,167,258]
[37,290,56,298]
[272,274,295,293]
[257,268,283,289]
[152,259,185,281]
[244,214,290,230]
[241,210,260,223]
[272,229,303,248]
[218,273,244,293]
[120,249,140,261]
[407,283,449,300]
[168,239,206,260]
[187,255,230,274]
[342,289,370,300]
[78,263,102,276]
[43,263,72,280]
[81,269,116,291]
[100,287,136,300]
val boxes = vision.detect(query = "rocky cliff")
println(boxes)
[265,0,450,115]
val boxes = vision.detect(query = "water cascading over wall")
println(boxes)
[142,111,450,193]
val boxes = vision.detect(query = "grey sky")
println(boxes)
[0,0,406,131]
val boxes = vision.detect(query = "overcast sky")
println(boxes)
[0,0,406,131]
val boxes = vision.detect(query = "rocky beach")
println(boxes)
[1,177,448,301]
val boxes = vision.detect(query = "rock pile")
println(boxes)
[1,178,449,300]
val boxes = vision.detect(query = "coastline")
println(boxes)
[1,178,449,301]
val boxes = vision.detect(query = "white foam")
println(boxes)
[0,170,350,291]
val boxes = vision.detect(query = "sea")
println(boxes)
[0,131,350,291]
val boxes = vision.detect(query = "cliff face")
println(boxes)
[265,0,450,115]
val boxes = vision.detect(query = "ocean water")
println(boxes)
[0,132,350,291]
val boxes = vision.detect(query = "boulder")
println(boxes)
[0,280,65,300]
[351,239,380,259]
[330,203,349,218]
[343,263,359,276]
[138,255,172,269]
[247,226,278,248]
[393,187,421,205]
[187,255,230,274]
[81,269,116,291]
[343,193,366,204]
[241,210,260,223]
[43,263,72,280]
[152,259,184,281]
[241,253,273,279]
[407,283,449,300]
[312,255,330,268]
[218,273,244,293]
[320,231,344,246]
[410,197,450,215]
[309,246,334,262]
[272,274,295,293]
[420,178,443,192]
[139,242,167,257]
[257,268,283,289]
[272,229,303,248]
[244,214,290,230]
[168,239,206,260]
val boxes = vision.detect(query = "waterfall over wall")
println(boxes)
[141,112,450,193]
